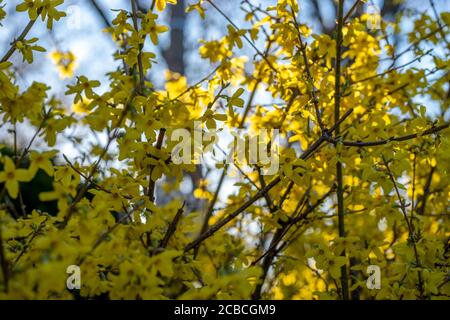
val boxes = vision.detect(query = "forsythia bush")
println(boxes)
[0,0,449,300]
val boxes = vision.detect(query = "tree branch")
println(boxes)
[334,123,449,147]
[130,0,145,93]
[160,202,185,249]
[184,108,354,253]
[89,0,113,29]
[1,13,39,63]
[334,0,349,301]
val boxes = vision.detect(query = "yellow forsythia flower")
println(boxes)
[0,156,32,198]
[155,0,177,12]
[49,50,77,79]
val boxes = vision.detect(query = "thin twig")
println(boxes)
[351,49,433,85]
[1,13,39,63]
[344,0,363,22]
[417,166,436,216]
[60,101,132,228]
[0,226,9,292]
[382,156,424,298]
[194,41,275,252]
[411,151,417,228]
[333,123,449,147]
[10,217,48,270]
[290,7,326,132]
[160,202,185,249]
[130,0,145,93]
[89,0,113,28]
[147,128,166,202]
[205,0,277,73]
[184,107,355,252]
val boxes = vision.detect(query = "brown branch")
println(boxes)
[278,180,294,209]
[184,139,321,253]
[147,128,166,202]
[251,187,334,299]
[184,176,281,252]
[257,168,276,212]
[171,64,222,102]
[410,152,417,228]
[334,0,349,301]
[251,193,309,300]
[63,154,133,200]
[310,0,332,34]
[256,187,333,264]
[343,0,363,22]
[89,0,113,29]
[417,166,436,216]
[160,202,185,249]
[385,26,445,66]
[184,108,354,253]
[335,123,449,147]
[276,189,336,256]
[428,0,450,46]
[60,101,132,228]
[194,41,275,253]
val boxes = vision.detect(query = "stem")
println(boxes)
[147,128,166,202]
[382,156,424,298]
[343,0,363,22]
[184,137,325,253]
[130,0,145,93]
[89,0,113,28]
[205,0,277,73]
[0,225,9,292]
[290,7,325,132]
[16,108,52,166]
[251,187,335,299]
[335,123,449,147]
[60,101,132,228]
[194,40,274,253]
[334,0,349,301]
[429,0,450,46]
[1,15,38,63]
[160,203,185,249]
[184,108,354,253]
[184,176,281,252]
[418,166,435,216]
[410,152,417,228]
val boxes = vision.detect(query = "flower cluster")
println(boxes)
[0,0,449,300]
